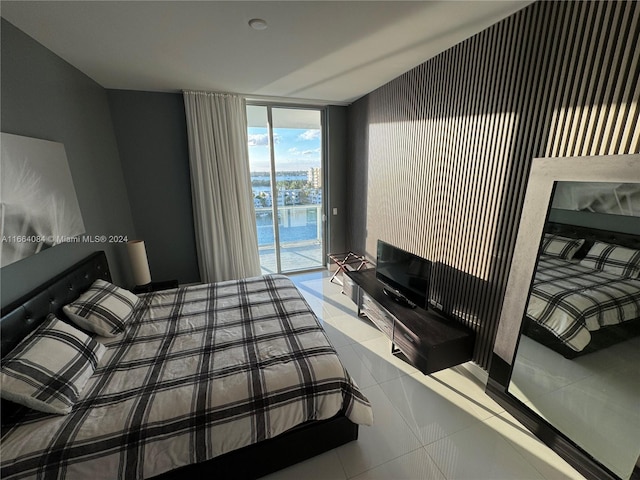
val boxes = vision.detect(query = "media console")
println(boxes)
[344,269,475,375]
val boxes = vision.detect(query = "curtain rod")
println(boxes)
[182,90,351,107]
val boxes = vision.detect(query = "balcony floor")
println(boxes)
[259,240,324,274]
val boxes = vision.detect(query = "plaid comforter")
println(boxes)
[1,275,373,479]
[526,255,640,352]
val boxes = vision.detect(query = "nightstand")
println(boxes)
[132,280,179,294]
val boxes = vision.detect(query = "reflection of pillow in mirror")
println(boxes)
[579,242,640,278]
[540,234,585,260]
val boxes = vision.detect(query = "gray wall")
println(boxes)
[326,106,348,255]
[108,96,349,277]
[1,22,352,304]
[346,1,640,368]
[1,19,137,308]
[107,90,200,284]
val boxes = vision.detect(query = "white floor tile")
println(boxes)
[431,365,504,418]
[320,298,360,321]
[524,366,640,479]
[336,384,422,478]
[351,337,417,384]
[292,278,328,295]
[378,373,485,446]
[511,336,630,402]
[509,353,567,403]
[324,314,385,345]
[304,297,328,319]
[509,325,640,480]
[489,412,586,480]
[285,271,589,480]
[334,344,378,389]
[425,420,546,480]
[350,448,446,480]
[326,289,359,307]
[322,322,356,348]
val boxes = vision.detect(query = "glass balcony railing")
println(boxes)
[256,205,323,274]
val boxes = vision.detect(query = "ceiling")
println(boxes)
[1,1,532,105]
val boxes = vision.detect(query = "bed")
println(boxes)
[523,223,640,359]
[1,252,373,479]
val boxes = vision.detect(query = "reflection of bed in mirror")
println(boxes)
[488,156,640,480]
[523,222,640,359]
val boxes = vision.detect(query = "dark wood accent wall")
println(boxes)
[346,1,640,369]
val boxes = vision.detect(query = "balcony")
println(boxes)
[256,205,323,274]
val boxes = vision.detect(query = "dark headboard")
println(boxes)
[545,222,640,259]
[1,251,111,358]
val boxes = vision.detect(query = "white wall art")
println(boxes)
[1,133,85,267]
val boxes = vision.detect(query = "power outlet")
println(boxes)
[429,299,443,310]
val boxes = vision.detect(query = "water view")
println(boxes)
[252,172,323,273]
[256,212,320,246]
[247,105,323,273]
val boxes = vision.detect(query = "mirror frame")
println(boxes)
[486,154,640,480]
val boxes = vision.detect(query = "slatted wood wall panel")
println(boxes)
[346,1,640,369]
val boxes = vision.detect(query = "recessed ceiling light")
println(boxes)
[249,18,268,31]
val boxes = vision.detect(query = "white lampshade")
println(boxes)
[127,240,152,285]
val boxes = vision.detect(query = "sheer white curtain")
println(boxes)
[183,91,261,282]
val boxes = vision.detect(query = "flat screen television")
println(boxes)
[376,240,431,309]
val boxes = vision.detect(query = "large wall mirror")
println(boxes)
[487,155,640,480]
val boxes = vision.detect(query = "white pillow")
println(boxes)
[0,314,106,415]
[579,242,640,278]
[540,234,585,260]
[63,279,140,337]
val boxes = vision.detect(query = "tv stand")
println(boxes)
[344,269,474,375]
[382,288,416,309]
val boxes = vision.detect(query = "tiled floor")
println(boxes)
[510,335,640,479]
[263,270,588,480]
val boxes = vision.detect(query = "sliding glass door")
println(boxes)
[246,105,324,274]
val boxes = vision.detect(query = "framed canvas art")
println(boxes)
[1,133,85,267]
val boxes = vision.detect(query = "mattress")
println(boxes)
[1,274,373,479]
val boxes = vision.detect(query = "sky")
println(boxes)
[247,127,321,173]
